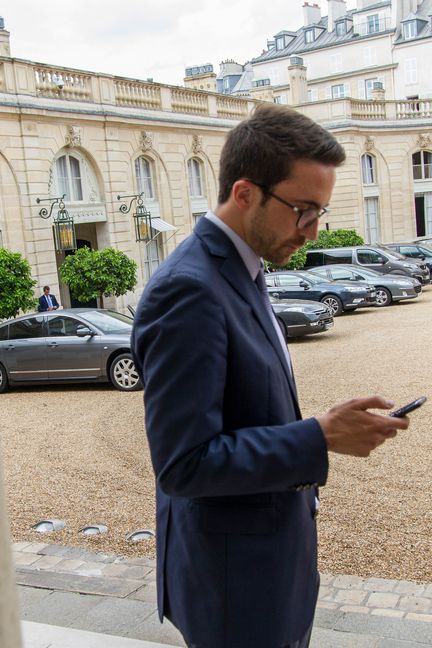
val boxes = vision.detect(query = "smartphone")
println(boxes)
[389,396,427,418]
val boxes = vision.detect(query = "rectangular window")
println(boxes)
[69,156,83,201]
[305,29,314,43]
[365,78,378,100]
[330,53,342,73]
[362,155,376,184]
[405,58,418,84]
[403,21,417,39]
[9,318,44,340]
[331,84,345,99]
[307,88,318,102]
[188,159,204,197]
[56,157,69,200]
[143,238,161,283]
[336,21,346,37]
[135,158,154,199]
[363,46,377,67]
[275,36,285,50]
[367,14,380,34]
[364,198,380,244]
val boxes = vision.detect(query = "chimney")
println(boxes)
[0,17,11,57]
[327,0,346,32]
[288,57,308,106]
[303,2,321,26]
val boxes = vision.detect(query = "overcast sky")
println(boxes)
[1,0,356,85]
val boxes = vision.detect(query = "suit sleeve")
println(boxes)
[132,272,328,498]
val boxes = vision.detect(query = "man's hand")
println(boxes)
[317,396,410,457]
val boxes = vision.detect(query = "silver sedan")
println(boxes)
[0,309,142,393]
[308,264,422,307]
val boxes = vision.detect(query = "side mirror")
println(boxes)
[299,280,309,289]
[418,254,426,260]
[376,256,385,264]
[76,325,93,337]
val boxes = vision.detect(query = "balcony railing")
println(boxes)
[352,16,392,37]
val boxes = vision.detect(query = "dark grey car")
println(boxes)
[0,309,142,393]
[308,265,422,307]
[270,298,334,337]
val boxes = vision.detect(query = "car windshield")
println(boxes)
[378,246,407,260]
[298,272,328,285]
[79,310,133,333]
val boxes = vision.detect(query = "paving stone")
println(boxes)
[362,578,400,593]
[21,542,49,554]
[394,582,426,596]
[129,609,186,647]
[316,601,339,610]
[319,573,335,586]
[38,544,75,558]
[423,585,432,599]
[54,559,85,572]
[100,563,129,578]
[398,597,432,614]
[334,589,368,605]
[318,585,332,598]
[120,566,154,581]
[334,612,432,644]
[367,592,401,608]
[123,557,156,568]
[16,570,143,598]
[332,575,365,589]
[19,590,103,626]
[371,609,406,619]
[377,640,432,648]
[406,613,432,623]
[73,561,106,576]
[13,552,41,567]
[310,626,380,647]
[313,606,344,629]
[30,555,64,570]
[72,597,156,635]
[129,583,158,604]
[340,605,370,614]
[12,541,32,552]
[16,584,53,611]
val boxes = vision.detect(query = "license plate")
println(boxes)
[324,322,334,329]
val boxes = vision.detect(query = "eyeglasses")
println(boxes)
[247,179,329,229]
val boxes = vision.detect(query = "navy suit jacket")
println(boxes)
[132,217,329,648]
[38,294,59,312]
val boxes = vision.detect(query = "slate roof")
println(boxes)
[394,0,432,43]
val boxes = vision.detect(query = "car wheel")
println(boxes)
[109,354,142,392]
[320,295,343,317]
[0,363,9,394]
[375,287,392,307]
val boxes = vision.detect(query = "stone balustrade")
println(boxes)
[0,57,431,125]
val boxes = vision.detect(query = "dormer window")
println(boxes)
[275,36,285,50]
[336,21,346,37]
[274,32,294,51]
[252,78,271,87]
[403,20,417,39]
[367,14,380,34]
[305,28,315,43]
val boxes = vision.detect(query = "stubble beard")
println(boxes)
[248,207,303,266]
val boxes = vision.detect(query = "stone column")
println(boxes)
[0,453,22,648]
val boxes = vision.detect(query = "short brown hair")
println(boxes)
[218,103,346,204]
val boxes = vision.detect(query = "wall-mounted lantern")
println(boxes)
[36,194,76,252]
[117,192,153,242]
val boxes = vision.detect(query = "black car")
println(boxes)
[265,271,376,316]
[0,309,142,393]
[270,298,334,337]
[385,243,432,274]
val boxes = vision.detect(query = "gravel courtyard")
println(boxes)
[2,287,432,582]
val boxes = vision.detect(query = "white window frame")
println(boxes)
[331,84,345,99]
[308,88,319,102]
[55,153,84,202]
[275,36,285,51]
[367,14,380,34]
[330,53,343,73]
[364,197,380,243]
[305,29,314,44]
[361,154,377,185]
[365,77,378,100]
[363,46,377,67]
[135,156,155,200]
[412,151,432,180]
[143,238,161,283]
[188,158,205,198]
[405,58,418,84]
[336,21,346,37]
[403,21,417,39]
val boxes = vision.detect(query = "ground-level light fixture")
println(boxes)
[36,194,77,252]
[117,192,153,242]
[125,528,155,542]
[79,524,108,536]
[32,519,66,533]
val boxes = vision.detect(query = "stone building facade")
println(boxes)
[0,21,431,311]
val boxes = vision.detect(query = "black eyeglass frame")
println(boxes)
[246,179,329,228]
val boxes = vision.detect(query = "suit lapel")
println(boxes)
[195,218,300,413]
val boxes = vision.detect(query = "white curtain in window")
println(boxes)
[69,156,83,201]
[135,157,154,199]
[188,159,203,197]
[362,155,376,184]
[55,155,83,201]
[365,197,379,243]
[56,156,69,200]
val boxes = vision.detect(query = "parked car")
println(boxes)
[270,297,334,337]
[264,271,376,316]
[385,242,432,274]
[0,309,142,393]
[308,264,422,307]
[303,245,430,285]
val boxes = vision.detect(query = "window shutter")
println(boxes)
[358,80,366,99]
[344,82,351,97]
[325,86,332,99]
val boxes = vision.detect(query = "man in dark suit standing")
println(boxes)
[131,105,409,648]
[38,285,59,312]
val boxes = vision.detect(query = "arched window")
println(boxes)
[361,154,377,185]
[55,153,83,201]
[412,151,432,180]
[135,157,155,199]
[188,158,205,197]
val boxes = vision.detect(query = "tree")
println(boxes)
[59,247,138,306]
[0,248,37,319]
[266,229,364,271]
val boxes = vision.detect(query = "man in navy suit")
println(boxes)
[132,105,409,648]
[38,285,60,312]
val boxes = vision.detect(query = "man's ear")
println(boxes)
[231,179,256,211]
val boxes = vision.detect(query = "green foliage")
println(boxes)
[265,229,364,271]
[59,247,138,303]
[0,248,37,319]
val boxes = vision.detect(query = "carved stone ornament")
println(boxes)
[140,131,153,152]
[192,134,203,154]
[417,133,432,149]
[65,125,82,148]
[365,135,375,152]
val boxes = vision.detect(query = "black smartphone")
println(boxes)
[389,396,427,418]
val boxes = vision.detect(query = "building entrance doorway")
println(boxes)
[65,238,98,308]
[415,193,432,238]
